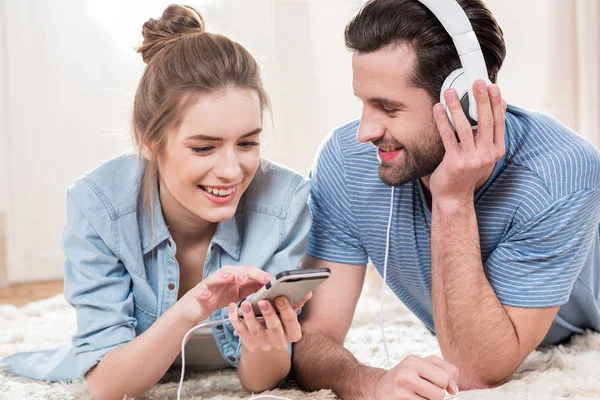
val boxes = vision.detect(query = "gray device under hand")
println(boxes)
[238,268,331,317]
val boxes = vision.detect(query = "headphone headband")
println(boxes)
[417,0,490,122]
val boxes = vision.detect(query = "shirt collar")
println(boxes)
[140,181,170,254]
[140,179,243,259]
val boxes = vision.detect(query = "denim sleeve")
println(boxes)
[486,188,600,308]
[263,177,312,277]
[62,191,136,377]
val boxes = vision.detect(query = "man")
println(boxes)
[292,0,600,399]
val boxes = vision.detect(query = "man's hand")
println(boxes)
[375,355,459,400]
[429,80,507,203]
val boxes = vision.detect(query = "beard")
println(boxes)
[376,121,445,187]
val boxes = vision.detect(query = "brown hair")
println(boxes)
[345,0,506,103]
[133,4,270,216]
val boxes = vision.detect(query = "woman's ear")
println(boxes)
[141,143,155,160]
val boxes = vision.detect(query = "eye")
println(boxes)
[381,105,398,115]
[238,141,260,149]
[191,146,215,154]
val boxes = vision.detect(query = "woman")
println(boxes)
[2,4,312,398]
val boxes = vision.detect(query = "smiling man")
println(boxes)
[292,0,600,399]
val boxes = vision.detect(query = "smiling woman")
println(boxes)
[1,4,313,399]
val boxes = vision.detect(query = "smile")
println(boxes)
[199,185,236,197]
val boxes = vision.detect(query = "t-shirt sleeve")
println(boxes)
[307,133,368,265]
[485,188,600,308]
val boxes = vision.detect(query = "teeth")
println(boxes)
[201,186,234,197]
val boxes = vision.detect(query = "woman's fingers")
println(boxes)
[228,303,257,352]
[276,297,302,343]
[259,300,288,352]
[240,300,270,350]
[292,292,313,311]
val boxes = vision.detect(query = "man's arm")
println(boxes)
[294,256,460,400]
[292,256,386,399]
[430,197,558,390]
[428,82,559,390]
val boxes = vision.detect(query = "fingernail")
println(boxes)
[264,275,272,283]
[237,274,246,283]
[446,89,458,101]
[277,298,286,307]
[202,290,211,297]
[450,380,459,394]
[222,273,230,279]
[489,85,500,97]
[228,303,236,313]
[477,80,487,92]
[259,301,269,311]
[242,302,251,313]
[434,103,445,114]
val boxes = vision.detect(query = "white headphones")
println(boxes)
[417,0,491,128]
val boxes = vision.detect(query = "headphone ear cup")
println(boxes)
[440,68,476,129]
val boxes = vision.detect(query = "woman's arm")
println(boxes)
[237,344,291,393]
[85,266,273,400]
[86,297,205,400]
[230,295,310,394]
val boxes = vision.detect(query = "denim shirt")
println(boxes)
[2,154,311,381]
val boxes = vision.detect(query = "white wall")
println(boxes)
[0,0,8,215]
[2,0,139,282]
[486,0,580,135]
[1,0,596,282]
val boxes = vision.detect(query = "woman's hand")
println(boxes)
[227,293,313,352]
[177,265,273,324]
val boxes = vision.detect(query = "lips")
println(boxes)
[199,185,235,197]
[198,185,238,204]
[377,147,404,163]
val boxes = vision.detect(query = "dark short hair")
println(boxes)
[345,0,506,102]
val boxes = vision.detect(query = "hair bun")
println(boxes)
[137,4,205,64]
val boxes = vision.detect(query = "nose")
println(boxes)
[356,108,385,144]
[213,148,242,182]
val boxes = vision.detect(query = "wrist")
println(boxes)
[174,298,211,327]
[342,366,386,400]
[432,195,474,214]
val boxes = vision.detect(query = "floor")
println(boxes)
[0,280,63,306]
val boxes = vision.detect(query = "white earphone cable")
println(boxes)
[380,186,395,369]
[177,317,293,400]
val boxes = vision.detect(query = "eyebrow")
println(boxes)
[367,97,407,108]
[353,92,406,108]
[186,128,262,141]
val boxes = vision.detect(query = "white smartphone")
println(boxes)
[237,267,331,317]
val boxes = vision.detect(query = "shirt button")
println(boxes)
[229,356,236,362]
[210,245,215,251]
[216,324,223,330]
[168,283,175,290]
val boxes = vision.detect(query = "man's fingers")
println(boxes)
[433,103,461,155]
[422,355,460,394]
[444,88,475,151]
[472,80,494,148]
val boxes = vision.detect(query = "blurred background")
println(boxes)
[0,0,599,287]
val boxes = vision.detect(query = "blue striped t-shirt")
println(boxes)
[308,105,600,345]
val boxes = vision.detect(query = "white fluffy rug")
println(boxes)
[1,270,600,400]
